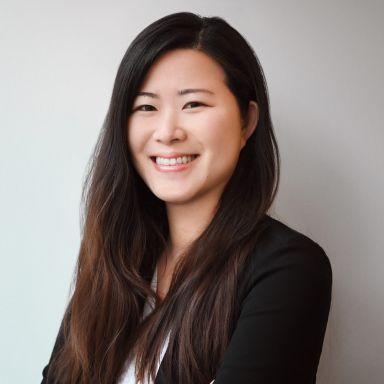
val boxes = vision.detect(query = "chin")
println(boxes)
[149,187,194,203]
[156,194,193,204]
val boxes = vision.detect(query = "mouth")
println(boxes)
[150,154,199,166]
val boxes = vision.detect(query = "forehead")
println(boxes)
[138,49,227,91]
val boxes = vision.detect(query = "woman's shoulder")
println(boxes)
[238,214,332,299]
[254,214,331,265]
[258,214,327,251]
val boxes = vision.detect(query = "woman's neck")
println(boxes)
[156,199,217,299]
[165,197,218,261]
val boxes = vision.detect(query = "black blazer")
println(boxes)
[42,215,332,383]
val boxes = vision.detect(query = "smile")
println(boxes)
[150,154,199,172]
[153,155,198,165]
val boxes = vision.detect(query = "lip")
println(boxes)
[150,154,199,173]
[149,153,199,158]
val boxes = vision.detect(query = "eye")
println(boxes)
[135,104,156,112]
[183,101,205,109]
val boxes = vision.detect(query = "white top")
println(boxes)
[118,267,170,384]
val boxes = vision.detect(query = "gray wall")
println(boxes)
[1,0,383,382]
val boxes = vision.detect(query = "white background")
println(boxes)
[1,0,383,382]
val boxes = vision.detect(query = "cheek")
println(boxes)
[127,120,147,155]
[201,109,243,155]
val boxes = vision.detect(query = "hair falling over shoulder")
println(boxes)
[46,11,280,384]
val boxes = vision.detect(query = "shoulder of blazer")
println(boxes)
[236,214,332,305]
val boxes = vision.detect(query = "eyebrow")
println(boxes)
[136,88,215,98]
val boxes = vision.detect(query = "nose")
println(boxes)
[152,108,187,144]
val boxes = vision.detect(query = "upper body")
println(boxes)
[42,214,332,384]
[42,11,332,384]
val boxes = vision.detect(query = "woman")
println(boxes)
[41,11,332,384]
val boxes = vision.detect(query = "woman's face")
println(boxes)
[127,48,258,207]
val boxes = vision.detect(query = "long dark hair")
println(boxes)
[47,11,280,384]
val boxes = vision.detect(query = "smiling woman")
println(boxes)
[41,11,332,384]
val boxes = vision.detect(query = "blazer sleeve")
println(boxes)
[213,237,332,384]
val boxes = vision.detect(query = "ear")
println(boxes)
[241,100,259,149]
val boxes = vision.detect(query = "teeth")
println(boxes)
[155,155,197,165]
